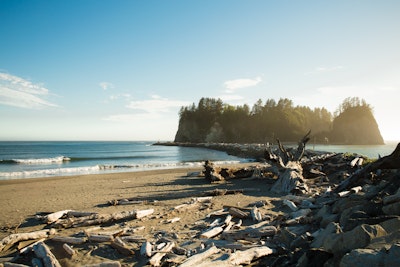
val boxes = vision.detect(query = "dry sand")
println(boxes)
[0,163,281,266]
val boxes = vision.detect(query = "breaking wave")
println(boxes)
[0,160,242,180]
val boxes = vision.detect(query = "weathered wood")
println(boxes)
[227,246,274,265]
[135,209,154,219]
[3,263,30,267]
[121,235,147,243]
[19,238,46,254]
[267,132,311,195]
[174,202,200,211]
[283,199,298,211]
[111,237,135,255]
[0,229,56,252]
[200,226,224,239]
[54,209,153,228]
[44,209,72,224]
[222,222,277,241]
[149,242,174,266]
[178,246,220,267]
[83,261,121,267]
[271,161,308,194]
[87,234,114,243]
[334,142,400,193]
[33,241,61,267]
[140,241,152,257]
[62,243,75,256]
[167,217,181,223]
[51,236,86,245]
[228,207,249,219]
[250,206,263,222]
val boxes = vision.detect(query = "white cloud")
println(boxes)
[126,95,190,113]
[223,76,262,92]
[305,66,344,75]
[103,112,160,122]
[0,72,58,109]
[99,81,115,90]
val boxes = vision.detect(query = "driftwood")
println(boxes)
[111,237,135,256]
[51,236,86,244]
[0,229,56,252]
[83,261,121,267]
[334,142,400,193]
[54,209,154,228]
[267,131,311,194]
[200,226,224,239]
[149,242,175,266]
[179,246,220,267]
[62,243,75,256]
[33,241,61,267]
[226,246,275,265]
[141,241,152,257]
[221,221,277,241]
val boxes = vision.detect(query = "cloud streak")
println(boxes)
[223,76,262,92]
[305,66,344,75]
[99,81,115,90]
[0,72,57,109]
[126,95,190,113]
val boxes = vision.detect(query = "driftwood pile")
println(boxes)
[201,140,400,266]
[1,140,400,266]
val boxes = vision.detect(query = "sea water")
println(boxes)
[0,141,245,180]
[0,141,398,180]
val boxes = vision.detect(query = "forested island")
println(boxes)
[174,97,384,145]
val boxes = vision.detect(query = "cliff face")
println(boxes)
[330,106,384,145]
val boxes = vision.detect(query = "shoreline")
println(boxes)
[0,162,257,229]
[1,144,400,266]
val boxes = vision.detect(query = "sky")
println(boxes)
[0,0,399,141]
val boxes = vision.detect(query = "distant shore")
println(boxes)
[154,141,399,159]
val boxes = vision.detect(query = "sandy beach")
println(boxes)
[2,149,400,266]
[0,163,280,266]
[0,163,269,229]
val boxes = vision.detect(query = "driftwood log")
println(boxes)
[33,241,61,267]
[0,229,56,252]
[334,142,400,193]
[267,130,311,194]
[54,209,154,228]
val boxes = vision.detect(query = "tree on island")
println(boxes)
[174,97,384,145]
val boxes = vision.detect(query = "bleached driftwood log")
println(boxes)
[44,209,72,224]
[221,221,277,241]
[88,234,114,243]
[62,243,75,256]
[51,236,86,244]
[111,237,135,255]
[227,246,275,265]
[267,131,311,194]
[179,246,220,267]
[200,226,224,239]
[149,242,175,266]
[33,241,61,267]
[0,229,56,252]
[54,209,154,228]
[140,241,153,257]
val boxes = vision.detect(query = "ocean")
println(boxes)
[0,141,245,180]
[0,141,398,180]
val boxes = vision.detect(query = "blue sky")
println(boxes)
[0,0,399,141]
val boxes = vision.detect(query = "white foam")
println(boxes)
[13,156,70,164]
[0,160,243,180]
